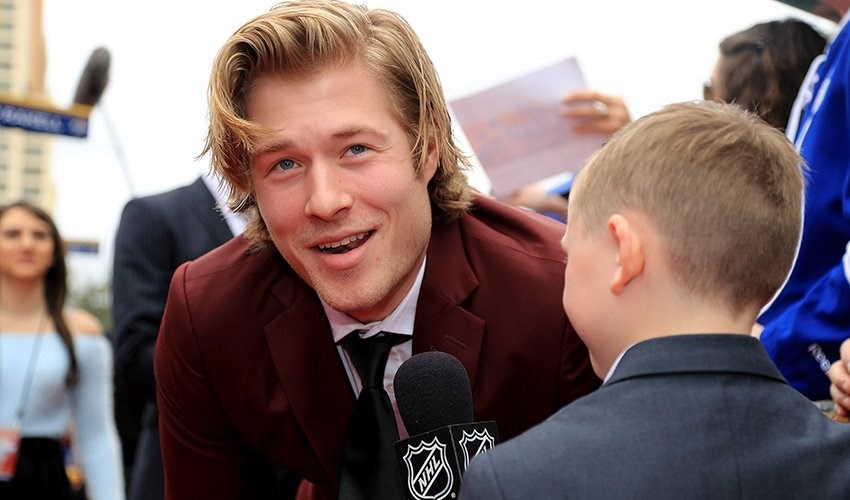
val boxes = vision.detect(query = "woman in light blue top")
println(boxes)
[0,201,124,500]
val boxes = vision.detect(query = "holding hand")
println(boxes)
[562,90,631,135]
[829,338,850,418]
[503,182,569,219]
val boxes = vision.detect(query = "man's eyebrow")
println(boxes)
[252,138,294,158]
[251,127,386,158]
[331,126,385,141]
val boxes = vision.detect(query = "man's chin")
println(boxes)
[317,288,387,322]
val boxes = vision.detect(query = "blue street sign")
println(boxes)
[0,94,91,138]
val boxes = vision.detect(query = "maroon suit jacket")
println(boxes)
[154,196,600,499]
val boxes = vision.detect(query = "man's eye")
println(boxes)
[347,144,367,156]
[274,158,297,171]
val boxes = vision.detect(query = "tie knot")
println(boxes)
[342,331,407,388]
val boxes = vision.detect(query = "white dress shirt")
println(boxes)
[321,258,426,439]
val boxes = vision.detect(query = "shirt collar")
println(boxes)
[604,342,637,383]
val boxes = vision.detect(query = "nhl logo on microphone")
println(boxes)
[395,421,500,500]
[401,437,453,500]
[458,428,496,469]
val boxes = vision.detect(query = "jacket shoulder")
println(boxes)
[460,195,566,262]
[179,236,275,282]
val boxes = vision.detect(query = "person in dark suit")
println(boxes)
[111,174,242,500]
[459,101,850,500]
[153,1,600,499]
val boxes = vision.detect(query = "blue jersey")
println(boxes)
[758,17,850,401]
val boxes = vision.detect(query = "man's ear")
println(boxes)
[422,139,439,183]
[608,214,645,295]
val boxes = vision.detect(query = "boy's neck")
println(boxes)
[625,290,758,345]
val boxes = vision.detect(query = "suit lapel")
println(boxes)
[413,219,486,389]
[263,275,353,487]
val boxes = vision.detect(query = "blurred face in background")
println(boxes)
[0,206,55,283]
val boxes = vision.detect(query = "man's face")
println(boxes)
[246,63,438,323]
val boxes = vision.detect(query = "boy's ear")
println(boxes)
[608,214,645,295]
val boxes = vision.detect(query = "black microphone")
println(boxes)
[72,47,111,107]
[394,352,499,500]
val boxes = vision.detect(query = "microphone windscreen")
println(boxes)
[73,47,111,107]
[394,351,473,436]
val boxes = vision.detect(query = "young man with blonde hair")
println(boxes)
[153,1,599,499]
[460,101,850,499]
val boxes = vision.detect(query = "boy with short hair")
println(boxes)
[460,101,850,500]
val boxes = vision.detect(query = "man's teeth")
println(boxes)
[319,231,369,252]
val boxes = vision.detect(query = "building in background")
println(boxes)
[0,0,56,211]
[0,0,106,312]
[0,0,99,263]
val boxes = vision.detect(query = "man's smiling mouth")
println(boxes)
[317,231,373,254]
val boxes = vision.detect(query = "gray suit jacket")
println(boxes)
[460,334,850,500]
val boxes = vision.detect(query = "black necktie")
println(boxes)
[338,331,408,500]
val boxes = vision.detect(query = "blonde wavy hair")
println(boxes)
[202,0,472,247]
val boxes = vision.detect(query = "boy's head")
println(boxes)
[562,101,803,371]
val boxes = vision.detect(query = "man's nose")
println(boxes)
[304,162,354,220]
